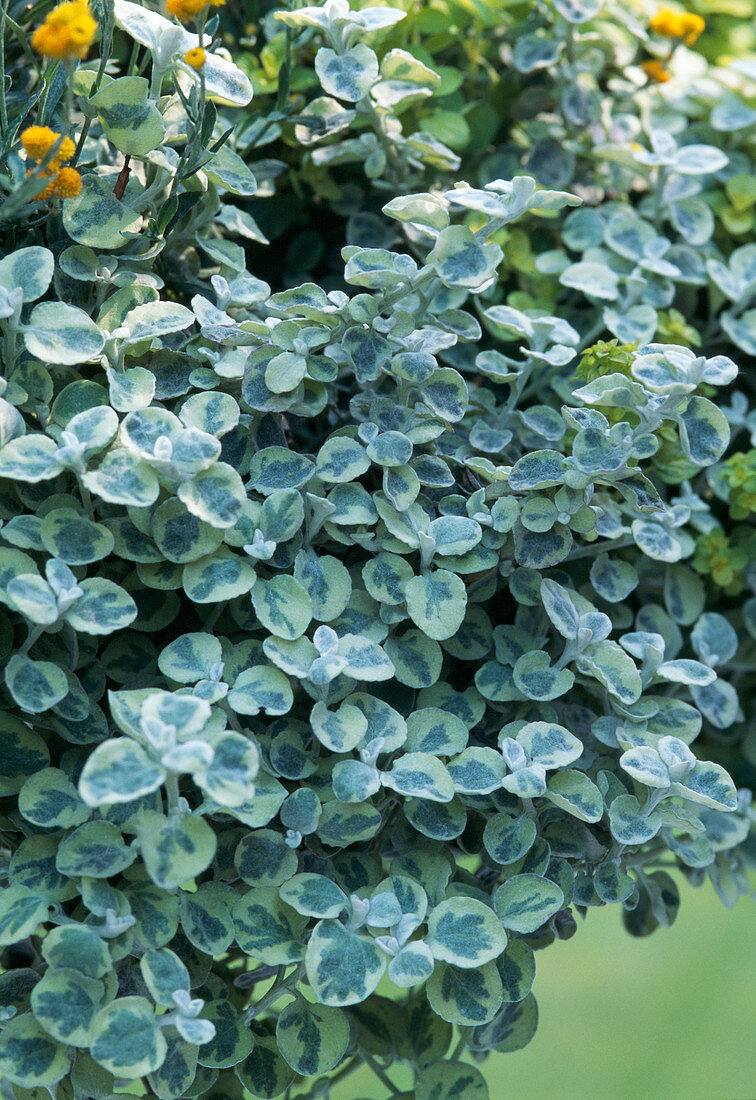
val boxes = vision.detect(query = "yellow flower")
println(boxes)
[641,59,671,83]
[166,0,206,23]
[650,8,704,45]
[31,0,97,60]
[678,12,705,44]
[184,47,206,69]
[21,125,59,161]
[49,136,76,170]
[27,168,58,200]
[53,166,82,198]
[166,0,224,21]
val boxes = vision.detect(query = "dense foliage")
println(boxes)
[0,0,754,1096]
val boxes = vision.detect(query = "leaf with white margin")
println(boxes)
[310,700,367,752]
[315,44,379,102]
[0,246,54,302]
[5,654,68,714]
[158,631,223,684]
[0,1014,71,1087]
[676,397,729,466]
[415,1061,489,1100]
[140,689,210,737]
[447,747,505,794]
[236,1036,295,1096]
[42,924,111,977]
[79,738,165,806]
[619,746,670,789]
[405,707,467,755]
[137,811,216,890]
[426,898,507,968]
[305,918,386,1006]
[316,436,371,483]
[405,570,467,641]
[383,192,449,230]
[493,874,564,934]
[388,941,435,987]
[656,659,716,686]
[92,75,165,156]
[83,448,160,506]
[40,508,114,565]
[508,449,567,490]
[483,813,536,866]
[295,550,352,622]
[560,261,619,300]
[422,368,469,422]
[194,731,258,807]
[540,579,580,639]
[691,680,739,730]
[113,0,253,105]
[426,961,503,1026]
[251,575,313,639]
[63,578,138,635]
[119,300,195,342]
[545,769,604,822]
[609,793,662,845]
[91,996,167,1077]
[0,885,50,947]
[279,873,349,919]
[140,947,190,1009]
[332,759,380,802]
[590,554,638,603]
[516,721,583,768]
[276,999,350,1076]
[227,665,293,715]
[7,573,59,625]
[24,302,104,366]
[672,761,738,812]
[178,463,246,529]
[63,176,141,250]
[513,651,574,701]
[19,767,90,828]
[721,309,756,357]
[674,144,728,175]
[690,613,738,667]
[31,967,104,1046]
[577,640,642,704]
[178,885,234,956]
[182,549,256,604]
[338,633,395,680]
[383,752,455,802]
[431,225,503,290]
[204,144,258,197]
[0,435,62,483]
[429,515,482,556]
[317,799,382,845]
[56,820,136,878]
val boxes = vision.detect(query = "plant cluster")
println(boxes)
[0,0,753,1098]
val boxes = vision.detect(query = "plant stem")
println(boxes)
[362,1051,402,1096]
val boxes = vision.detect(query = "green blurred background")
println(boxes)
[332,878,755,1099]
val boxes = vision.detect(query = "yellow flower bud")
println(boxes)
[184,47,207,69]
[31,0,97,61]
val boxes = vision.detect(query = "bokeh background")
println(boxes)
[333,877,755,1099]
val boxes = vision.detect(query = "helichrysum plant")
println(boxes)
[0,0,753,1097]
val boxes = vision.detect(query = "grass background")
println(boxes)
[332,878,755,1099]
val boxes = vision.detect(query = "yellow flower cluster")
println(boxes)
[184,47,207,69]
[649,8,705,45]
[21,126,82,201]
[31,0,97,61]
[641,59,670,83]
[166,0,224,25]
